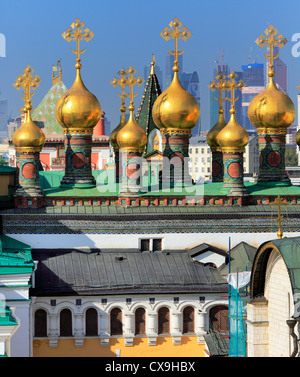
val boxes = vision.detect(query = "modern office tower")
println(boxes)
[165,54,183,89]
[0,99,8,136]
[181,71,201,135]
[241,63,265,134]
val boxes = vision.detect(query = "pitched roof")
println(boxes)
[31,248,228,296]
[32,80,68,136]
[204,332,229,357]
[220,242,256,274]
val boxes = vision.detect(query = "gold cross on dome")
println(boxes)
[270,195,284,239]
[224,71,246,112]
[209,72,228,113]
[125,66,144,112]
[255,25,287,76]
[13,65,41,109]
[160,17,191,71]
[62,18,94,68]
[110,67,130,109]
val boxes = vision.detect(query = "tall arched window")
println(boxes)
[209,305,229,332]
[110,308,123,335]
[85,308,98,336]
[158,307,170,335]
[60,308,72,337]
[183,306,195,334]
[34,309,47,337]
[135,307,146,335]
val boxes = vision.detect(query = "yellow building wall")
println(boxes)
[33,336,205,357]
[0,174,13,196]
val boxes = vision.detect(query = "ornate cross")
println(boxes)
[13,65,41,109]
[160,17,191,71]
[62,18,94,69]
[224,71,246,113]
[255,25,287,76]
[110,67,130,110]
[209,72,227,113]
[124,66,144,112]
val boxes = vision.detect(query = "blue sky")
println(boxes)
[1,0,300,132]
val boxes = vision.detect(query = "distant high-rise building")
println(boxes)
[0,99,8,135]
[241,63,265,133]
[180,71,201,135]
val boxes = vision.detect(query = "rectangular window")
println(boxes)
[153,238,162,252]
[141,239,150,251]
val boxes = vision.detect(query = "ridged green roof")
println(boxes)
[32,81,68,135]
[136,64,162,155]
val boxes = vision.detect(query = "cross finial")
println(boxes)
[224,71,246,114]
[125,66,144,112]
[13,65,41,112]
[110,68,130,111]
[255,25,287,77]
[209,72,228,114]
[270,195,284,239]
[62,18,94,70]
[160,17,191,72]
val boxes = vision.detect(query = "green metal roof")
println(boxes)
[220,242,257,274]
[0,300,18,327]
[0,235,34,274]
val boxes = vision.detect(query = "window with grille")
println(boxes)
[153,239,162,252]
[140,239,150,251]
[209,305,229,332]
[135,307,146,335]
[85,308,98,336]
[60,308,72,337]
[34,309,47,337]
[183,306,195,334]
[158,307,170,335]
[110,308,123,335]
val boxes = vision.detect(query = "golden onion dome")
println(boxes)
[12,105,45,151]
[110,106,127,150]
[116,110,147,154]
[56,68,101,130]
[217,110,249,149]
[248,76,295,129]
[152,70,200,130]
[206,110,226,148]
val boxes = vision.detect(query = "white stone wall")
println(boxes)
[264,250,294,357]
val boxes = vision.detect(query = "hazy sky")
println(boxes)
[1,0,300,133]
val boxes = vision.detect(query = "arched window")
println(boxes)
[135,307,146,335]
[85,308,98,336]
[34,309,47,337]
[60,308,72,337]
[209,305,229,332]
[110,308,123,335]
[183,306,195,334]
[158,307,170,335]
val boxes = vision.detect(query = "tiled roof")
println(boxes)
[32,81,67,136]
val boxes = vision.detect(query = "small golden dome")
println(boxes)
[207,110,226,148]
[110,107,127,150]
[152,71,200,130]
[12,105,45,151]
[56,68,101,130]
[116,111,147,154]
[248,76,295,129]
[217,110,249,149]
